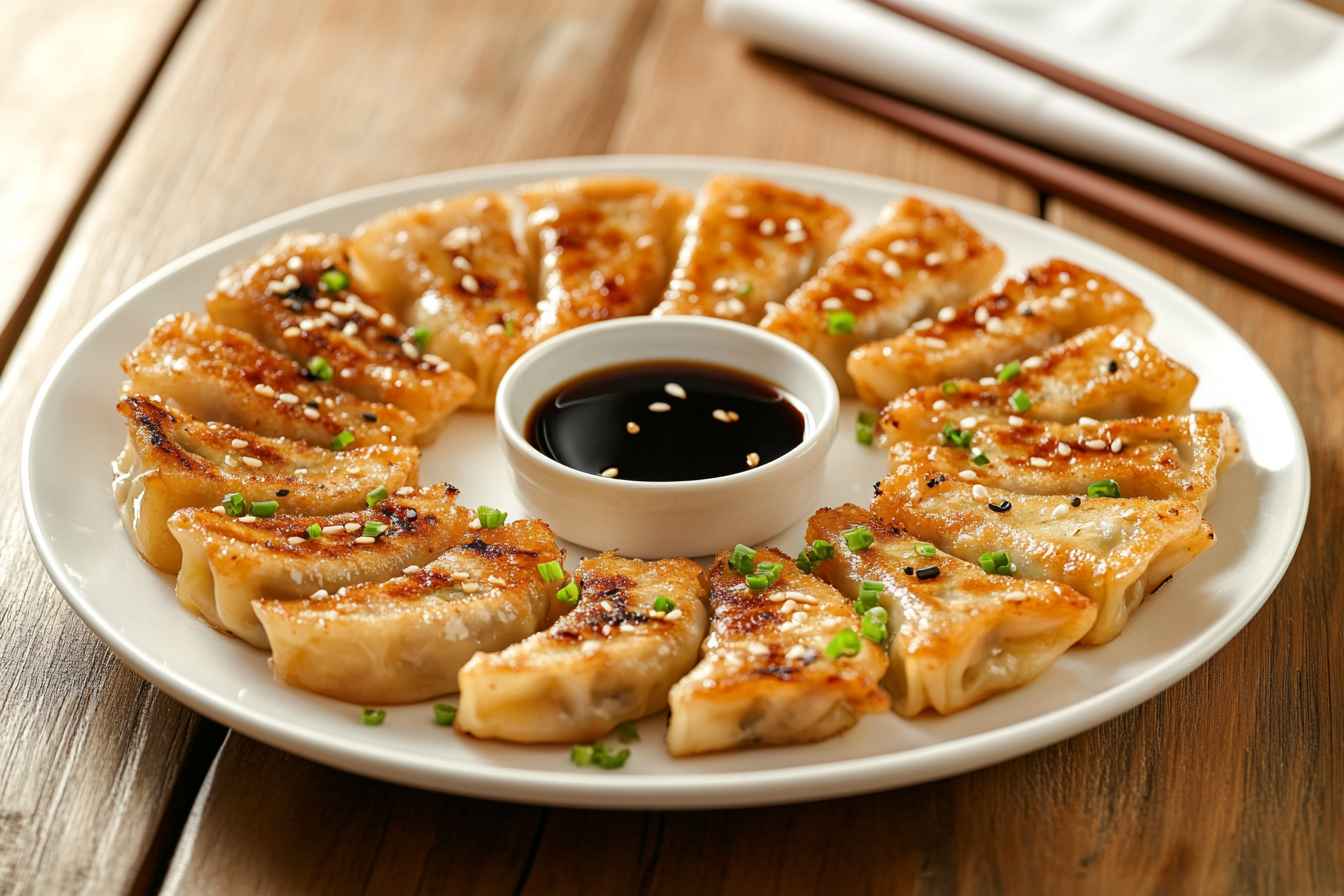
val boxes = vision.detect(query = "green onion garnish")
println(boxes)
[249,500,279,518]
[653,595,675,613]
[361,708,385,726]
[842,525,875,552]
[537,560,564,583]
[556,580,580,604]
[978,550,1014,575]
[363,520,388,538]
[971,450,990,466]
[615,721,640,743]
[729,544,757,575]
[433,703,457,726]
[306,523,322,539]
[825,628,861,659]
[810,539,834,560]
[570,744,595,766]
[795,549,815,573]
[222,492,246,516]
[745,573,770,590]
[941,380,959,395]
[941,424,972,449]
[826,309,856,334]
[320,269,349,292]
[504,318,517,337]
[307,356,333,380]
[331,430,355,451]
[476,506,507,528]
[365,485,388,508]
[593,745,631,769]
[997,360,1022,382]
[861,606,889,643]
[1010,389,1032,412]
[916,543,936,557]
[739,282,753,297]
[1087,479,1121,498]
[856,419,875,446]
[411,326,430,350]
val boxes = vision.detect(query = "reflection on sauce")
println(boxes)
[527,360,806,482]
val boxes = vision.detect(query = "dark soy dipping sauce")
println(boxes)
[527,361,806,482]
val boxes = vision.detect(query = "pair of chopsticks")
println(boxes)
[770,4,1344,326]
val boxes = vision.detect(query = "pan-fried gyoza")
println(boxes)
[256,518,564,705]
[113,394,418,572]
[807,505,1095,715]
[848,259,1151,404]
[454,554,708,743]
[760,196,1003,394]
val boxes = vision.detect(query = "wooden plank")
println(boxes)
[0,0,194,369]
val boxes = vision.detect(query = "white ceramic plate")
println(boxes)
[22,156,1308,809]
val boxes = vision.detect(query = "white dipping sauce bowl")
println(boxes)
[495,317,840,559]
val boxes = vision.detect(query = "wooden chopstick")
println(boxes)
[785,62,1344,326]
[864,0,1344,213]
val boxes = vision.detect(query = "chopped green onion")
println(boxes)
[856,420,875,446]
[941,424,972,449]
[842,525,874,552]
[971,450,990,466]
[476,506,507,528]
[307,356,333,380]
[363,520,388,538]
[537,560,565,583]
[857,410,877,426]
[941,380,959,395]
[504,318,517,337]
[365,485,388,508]
[320,269,349,292]
[652,595,676,613]
[1087,479,1121,498]
[853,582,882,614]
[795,549,815,573]
[978,550,1014,576]
[825,628,861,659]
[331,430,355,451]
[745,573,770,590]
[997,360,1022,382]
[556,580,580,604]
[861,606,889,643]
[411,326,430,350]
[738,281,753,297]
[433,703,457,726]
[570,744,595,766]
[916,542,936,557]
[826,309,856,334]
[615,721,640,743]
[249,500,279,518]
[361,708,385,726]
[1010,389,1032,412]
[306,523,322,539]
[593,745,631,769]
[810,539,834,560]
[729,544,757,575]
[222,492,246,516]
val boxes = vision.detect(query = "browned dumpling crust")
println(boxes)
[807,505,1095,715]
[206,233,474,436]
[519,177,691,341]
[168,484,470,648]
[651,175,851,324]
[873,463,1214,645]
[113,394,418,572]
[888,411,1238,512]
[665,548,888,757]
[256,518,565,705]
[122,313,418,447]
[848,258,1151,404]
[347,192,536,409]
[455,554,708,744]
[879,325,1198,444]
[760,196,1003,394]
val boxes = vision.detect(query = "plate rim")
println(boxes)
[20,154,1311,808]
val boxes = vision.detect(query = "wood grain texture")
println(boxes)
[0,0,194,370]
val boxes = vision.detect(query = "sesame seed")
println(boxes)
[958,470,977,481]
[726,204,748,219]
[1008,415,1025,427]
[354,536,375,544]
[923,337,947,348]
[287,536,304,545]
[626,421,640,434]
[665,608,683,621]
[865,248,885,264]
[303,407,320,420]
[883,259,902,278]
[453,570,470,580]
[925,251,945,266]
[282,326,301,338]
[1023,356,1044,369]
[746,452,760,467]
[1085,439,1108,450]
[342,321,359,337]
[648,401,671,413]
[972,484,989,500]
[1051,503,1070,519]
[712,409,734,423]
[344,522,361,533]
[237,515,257,523]
[1029,457,1050,467]
[759,219,777,236]
[468,518,482,529]
[241,456,263,468]
[379,313,396,328]
[932,399,948,411]
[979,377,997,386]
[277,392,299,405]
[821,297,844,310]
[395,486,415,495]
[212,506,225,514]
[452,255,472,271]
[401,342,420,360]
[230,438,249,449]
[785,217,803,232]
[460,274,479,293]
[713,297,746,317]
[959,416,978,429]
[784,230,806,243]
[1110,438,1124,453]
[254,384,275,397]
[601,467,619,478]
[1078,416,1099,426]
[937,306,957,322]
[853,287,874,302]
[985,317,1005,334]
[1057,443,1072,456]
[664,382,687,399]
[975,307,990,325]
[910,318,933,331]
[321,524,344,535]
[403,565,421,574]
[461,582,481,593]
[311,589,330,599]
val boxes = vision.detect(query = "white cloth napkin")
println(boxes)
[708,0,1344,244]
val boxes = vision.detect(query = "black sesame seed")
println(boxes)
[926,473,947,488]
[903,566,914,576]
[988,499,1012,513]
[275,489,290,497]
[1107,360,1119,373]
[1071,496,1082,507]
[361,412,378,422]
[915,566,940,580]
[306,399,320,408]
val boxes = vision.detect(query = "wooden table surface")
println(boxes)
[3,1,1340,893]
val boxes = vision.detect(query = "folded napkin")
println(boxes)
[708,0,1344,244]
